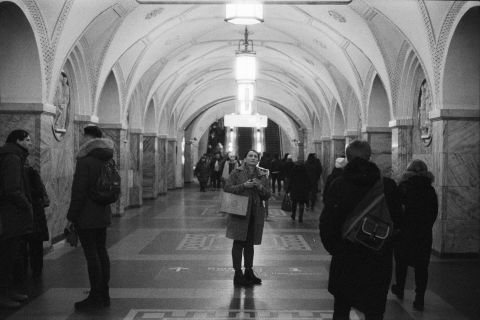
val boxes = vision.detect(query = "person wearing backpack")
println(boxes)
[391,160,438,311]
[319,140,402,320]
[67,125,116,312]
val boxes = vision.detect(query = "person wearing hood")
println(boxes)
[67,125,114,311]
[391,160,438,311]
[0,130,33,309]
[323,156,348,198]
[320,140,402,320]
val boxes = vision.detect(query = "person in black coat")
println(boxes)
[269,154,282,193]
[286,161,310,222]
[391,159,438,311]
[323,157,347,198]
[24,166,49,278]
[67,125,113,311]
[305,153,322,210]
[320,140,402,320]
[0,130,33,309]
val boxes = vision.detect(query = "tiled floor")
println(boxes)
[2,185,479,320]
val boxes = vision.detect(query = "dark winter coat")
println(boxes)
[0,143,33,239]
[287,162,310,202]
[28,167,50,240]
[280,159,294,180]
[224,165,271,245]
[323,168,344,197]
[305,159,322,192]
[194,160,211,183]
[395,173,438,267]
[67,138,114,229]
[320,158,402,315]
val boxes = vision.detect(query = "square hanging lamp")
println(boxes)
[225,3,264,25]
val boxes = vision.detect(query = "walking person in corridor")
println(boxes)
[320,140,402,320]
[67,125,115,312]
[391,159,438,311]
[224,150,271,287]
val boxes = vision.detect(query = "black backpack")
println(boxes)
[89,159,121,205]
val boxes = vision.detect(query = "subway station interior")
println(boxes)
[0,0,479,319]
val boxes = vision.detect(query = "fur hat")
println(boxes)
[335,157,347,168]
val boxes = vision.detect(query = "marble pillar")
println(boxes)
[390,120,413,181]
[362,127,392,177]
[101,126,128,216]
[297,142,305,161]
[128,131,143,207]
[142,134,159,199]
[167,139,177,189]
[320,138,331,183]
[313,141,322,159]
[157,136,168,195]
[184,141,194,183]
[430,110,479,256]
[331,136,346,163]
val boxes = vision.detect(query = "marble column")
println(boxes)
[142,133,158,199]
[101,125,128,216]
[297,142,305,161]
[430,109,479,256]
[362,127,392,177]
[157,135,168,195]
[167,138,177,190]
[320,137,331,183]
[128,130,143,207]
[344,130,360,146]
[389,119,413,182]
[331,136,346,163]
[184,141,194,183]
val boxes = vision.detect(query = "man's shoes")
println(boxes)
[413,295,424,311]
[74,295,108,312]
[9,293,28,302]
[0,295,21,309]
[391,284,404,300]
[244,268,262,285]
[233,270,252,287]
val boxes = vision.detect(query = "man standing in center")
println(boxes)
[320,140,402,320]
[67,125,114,312]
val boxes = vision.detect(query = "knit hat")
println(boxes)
[84,125,102,138]
[335,157,347,168]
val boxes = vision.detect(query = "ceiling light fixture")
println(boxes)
[235,27,256,82]
[225,3,264,25]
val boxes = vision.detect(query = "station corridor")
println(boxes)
[1,185,478,320]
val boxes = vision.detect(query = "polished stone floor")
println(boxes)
[2,184,479,320]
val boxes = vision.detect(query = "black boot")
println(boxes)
[74,295,106,312]
[233,270,252,287]
[244,268,262,285]
[413,293,424,311]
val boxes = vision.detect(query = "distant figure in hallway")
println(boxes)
[224,150,271,287]
[286,160,310,223]
[194,155,211,192]
[320,140,402,320]
[209,152,223,190]
[67,125,114,312]
[221,152,241,186]
[305,153,322,210]
[280,154,294,192]
[0,130,33,309]
[391,160,438,311]
[270,154,282,194]
[323,156,347,197]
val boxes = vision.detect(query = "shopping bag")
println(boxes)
[219,192,248,216]
[281,193,292,211]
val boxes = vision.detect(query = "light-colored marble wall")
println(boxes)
[431,118,480,255]
[102,128,128,216]
[363,131,392,177]
[142,135,158,199]
[321,140,331,183]
[184,141,193,183]
[167,140,176,189]
[128,133,142,207]
[391,126,413,182]
[157,137,167,195]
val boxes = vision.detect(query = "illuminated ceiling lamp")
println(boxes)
[235,27,256,82]
[225,3,264,25]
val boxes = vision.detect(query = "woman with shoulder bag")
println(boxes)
[224,150,271,287]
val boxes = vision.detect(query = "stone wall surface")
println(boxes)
[158,137,167,194]
[142,136,158,199]
[128,133,142,206]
